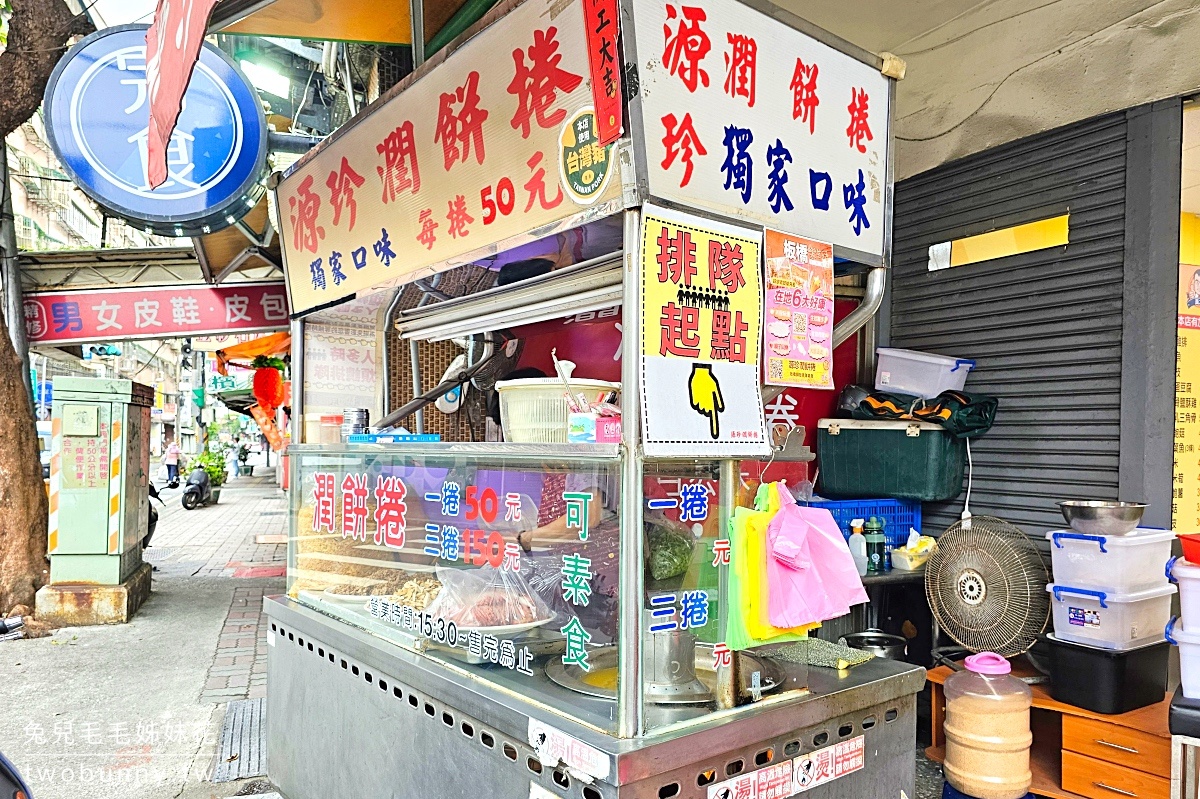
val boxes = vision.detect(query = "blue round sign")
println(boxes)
[44,25,268,237]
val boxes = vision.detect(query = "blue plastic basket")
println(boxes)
[807,497,921,547]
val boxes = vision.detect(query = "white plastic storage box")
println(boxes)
[496,378,619,443]
[1168,618,1200,699]
[1047,583,1176,650]
[875,347,975,399]
[1170,558,1200,631]
[1046,529,1174,594]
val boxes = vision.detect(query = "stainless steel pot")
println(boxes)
[838,629,907,660]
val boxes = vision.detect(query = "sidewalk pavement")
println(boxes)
[1,464,288,799]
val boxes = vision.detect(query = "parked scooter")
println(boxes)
[143,483,164,549]
[181,467,214,510]
[0,748,32,799]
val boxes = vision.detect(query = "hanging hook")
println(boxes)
[760,424,802,484]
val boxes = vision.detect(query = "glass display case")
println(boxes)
[286,443,811,736]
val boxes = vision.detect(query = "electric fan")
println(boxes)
[925,515,1050,657]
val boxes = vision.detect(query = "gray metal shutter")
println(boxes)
[887,112,1128,536]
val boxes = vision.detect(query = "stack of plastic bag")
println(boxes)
[726,481,868,651]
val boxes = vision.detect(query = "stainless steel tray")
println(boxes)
[545,643,784,704]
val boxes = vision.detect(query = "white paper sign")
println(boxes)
[638,204,769,457]
[528,718,611,780]
[632,0,890,261]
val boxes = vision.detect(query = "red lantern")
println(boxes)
[252,356,286,415]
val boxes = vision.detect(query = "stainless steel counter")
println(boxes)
[265,596,925,799]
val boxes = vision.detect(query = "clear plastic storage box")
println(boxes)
[1046,529,1174,594]
[496,378,619,443]
[1047,582,1176,650]
[875,347,975,399]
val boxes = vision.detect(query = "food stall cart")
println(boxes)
[265,0,925,796]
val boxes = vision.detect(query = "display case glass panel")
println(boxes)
[288,444,624,733]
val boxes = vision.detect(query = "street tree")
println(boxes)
[0,0,94,614]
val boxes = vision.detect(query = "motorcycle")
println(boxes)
[0,749,32,799]
[142,483,164,550]
[181,467,214,511]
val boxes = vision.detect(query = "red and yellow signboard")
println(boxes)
[276,0,623,315]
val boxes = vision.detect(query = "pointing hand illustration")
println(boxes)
[689,363,725,439]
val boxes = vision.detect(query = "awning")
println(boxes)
[211,0,413,44]
[19,247,201,291]
[18,243,281,291]
[214,387,257,417]
[210,0,479,49]
[396,253,621,341]
[215,331,292,375]
[192,198,283,285]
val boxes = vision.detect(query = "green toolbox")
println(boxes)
[815,418,965,502]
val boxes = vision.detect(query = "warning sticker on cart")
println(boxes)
[706,736,864,799]
[528,719,611,780]
[793,736,865,793]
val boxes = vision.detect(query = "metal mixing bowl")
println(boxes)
[1057,500,1148,536]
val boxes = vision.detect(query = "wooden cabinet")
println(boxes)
[927,664,1171,799]
[1061,716,1171,775]
[1061,751,1169,799]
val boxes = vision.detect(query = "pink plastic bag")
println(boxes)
[766,484,868,628]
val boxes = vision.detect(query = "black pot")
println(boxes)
[839,629,907,660]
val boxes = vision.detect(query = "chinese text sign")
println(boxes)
[762,230,834,389]
[1174,262,1200,529]
[639,204,768,457]
[24,283,290,345]
[633,0,890,259]
[276,0,622,315]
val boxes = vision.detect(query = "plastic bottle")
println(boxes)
[864,516,886,574]
[943,652,1033,799]
[848,520,868,577]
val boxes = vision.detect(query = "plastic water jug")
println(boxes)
[848,531,868,577]
[943,652,1033,799]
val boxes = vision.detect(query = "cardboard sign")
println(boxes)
[639,203,768,457]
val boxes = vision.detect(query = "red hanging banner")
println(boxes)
[145,0,220,189]
[250,404,287,452]
[582,0,623,145]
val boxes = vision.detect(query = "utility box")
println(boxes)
[38,377,154,625]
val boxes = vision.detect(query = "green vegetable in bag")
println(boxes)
[646,523,693,582]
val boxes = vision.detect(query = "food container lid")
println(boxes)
[1170,557,1200,579]
[816,418,945,431]
[1046,582,1176,603]
[1045,529,1176,546]
[1167,617,1200,646]
[964,652,1011,675]
[875,347,975,371]
[496,378,620,391]
[1045,632,1170,653]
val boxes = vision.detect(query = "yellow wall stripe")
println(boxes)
[945,214,1070,268]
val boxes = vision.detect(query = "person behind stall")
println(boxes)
[514,473,620,642]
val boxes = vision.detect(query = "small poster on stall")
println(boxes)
[1174,262,1200,529]
[639,203,769,457]
[762,230,835,389]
